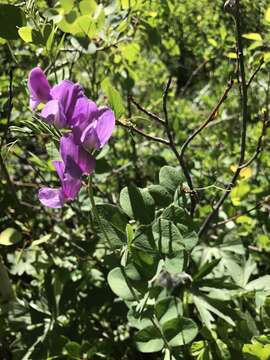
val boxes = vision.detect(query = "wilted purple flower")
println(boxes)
[72,96,115,151]
[38,134,96,208]
[28,67,51,110]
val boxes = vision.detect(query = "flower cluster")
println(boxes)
[28,67,115,208]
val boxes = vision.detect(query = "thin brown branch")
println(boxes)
[213,198,267,228]
[162,77,197,215]
[181,59,210,95]
[199,0,249,238]
[240,110,268,169]
[129,96,165,126]
[117,120,170,146]
[179,77,234,171]
[247,57,264,88]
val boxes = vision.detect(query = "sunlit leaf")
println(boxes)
[242,33,262,41]
[0,228,22,246]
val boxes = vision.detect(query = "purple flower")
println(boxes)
[41,80,84,128]
[60,133,96,176]
[72,96,115,151]
[28,67,51,110]
[38,134,96,208]
[38,161,82,208]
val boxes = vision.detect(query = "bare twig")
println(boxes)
[117,119,170,146]
[129,96,165,126]
[214,198,266,227]
[199,0,250,238]
[240,110,268,168]
[179,77,234,188]
[247,57,264,88]
[127,95,141,182]
[162,77,198,215]
[181,59,210,96]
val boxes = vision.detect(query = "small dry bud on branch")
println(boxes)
[224,0,237,15]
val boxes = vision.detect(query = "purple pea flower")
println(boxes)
[41,80,84,128]
[28,67,51,110]
[28,68,84,129]
[72,96,115,151]
[38,134,96,208]
[38,161,82,208]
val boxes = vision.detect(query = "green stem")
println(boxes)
[88,175,113,249]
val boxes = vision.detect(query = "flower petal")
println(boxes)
[72,96,98,126]
[38,187,64,208]
[52,160,65,181]
[50,80,84,125]
[60,134,96,176]
[62,174,82,200]
[95,107,115,148]
[41,100,67,128]
[81,120,100,150]
[28,67,51,109]
[80,107,115,150]
[53,160,82,200]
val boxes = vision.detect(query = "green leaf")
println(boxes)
[242,33,262,41]
[101,78,125,118]
[155,297,183,325]
[0,228,22,246]
[162,204,191,227]
[75,15,97,38]
[107,267,140,301]
[152,219,184,255]
[120,43,140,62]
[0,4,25,40]
[193,295,214,330]
[193,295,235,328]
[162,317,198,347]
[193,258,221,282]
[246,276,270,292]
[97,204,128,233]
[46,141,61,161]
[60,0,74,13]
[98,218,126,248]
[97,204,129,248]
[135,325,164,353]
[265,7,270,23]
[164,252,184,274]
[133,225,156,253]
[18,26,33,42]
[243,343,270,360]
[30,234,52,247]
[162,204,198,250]
[148,184,172,207]
[132,249,158,279]
[120,185,155,224]
[79,0,97,15]
[0,256,14,304]
[65,341,81,357]
[159,166,183,193]
[127,308,152,330]
[58,10,80,34]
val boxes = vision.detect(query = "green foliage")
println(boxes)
[0,4,25,40]
[1,0,270,359]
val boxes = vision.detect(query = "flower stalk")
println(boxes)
[88,175,113,249]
